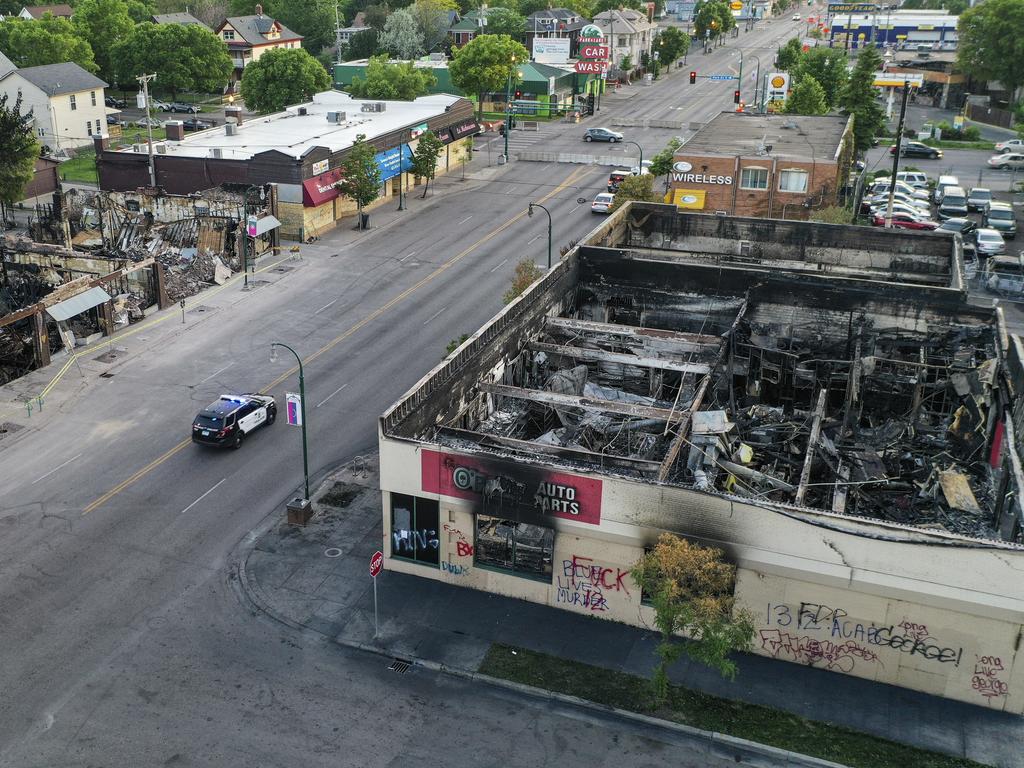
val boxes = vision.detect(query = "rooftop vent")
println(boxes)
[155,143,166,154]
[360,101,386,113]
[210,147,223,159]
[326,111,346,123]
[298,106,308,116]
[226,123,238,136]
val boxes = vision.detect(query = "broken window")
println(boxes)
[390,493,440,566]
[475,515,554,580]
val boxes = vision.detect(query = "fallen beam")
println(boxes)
[795,389,828,506]
[478,381,684,421]
[527,341,710,375]
[545,316,721,350]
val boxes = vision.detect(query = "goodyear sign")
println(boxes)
[827,3,877,12]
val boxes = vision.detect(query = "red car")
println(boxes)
[871,213,939,230]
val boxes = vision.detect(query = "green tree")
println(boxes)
[649,136,683,194]
[336,134,381,229]
[271,0,338,55]
[793,47,847,109]
[0,0,22,13]
[694,0,735,41]
[380,8,425,59]
[348,55,437,98]
[776,37,803,71]
[839,44,884,153]
[958,0,1024,98]
[785,75,828,115]
[411,130,444,196]
[345,28,381,59]
[631,534,756,704]
[0,93,40,206]
[240,48,331,113]
[610,173,660,211]
[656,27,690,70]
[485,7,527,40]
[363,3,392,30]
[73,0,135,83]
[448,33,528,118]
[113,23,233,98]
[0,16,97,72]
[125,0,158,23]
[902,0,967,14]
[502,257,543,304]
[593,0,642,12]
[412,0,459,52]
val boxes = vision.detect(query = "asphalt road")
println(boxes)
[0,10,843,766]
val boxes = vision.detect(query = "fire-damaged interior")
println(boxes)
[383,205,1022,543]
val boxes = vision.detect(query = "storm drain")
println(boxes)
[0,422,25,440]
[272,266,293,273]
[189,305,213,314]
[99,372,116,378]
[388,658,412,674]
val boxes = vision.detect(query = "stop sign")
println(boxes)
[369,550,384,578]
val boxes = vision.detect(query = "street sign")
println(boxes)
[246,215,257,237]
[709,74,736,81]
[575,60,609,74]
[286,393,302,426]
[370,550,384,577]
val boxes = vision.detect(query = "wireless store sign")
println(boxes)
[671,160,733,185]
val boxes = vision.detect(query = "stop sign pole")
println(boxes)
[370,550,383,638]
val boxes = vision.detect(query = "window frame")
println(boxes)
[69,94,77,111]
[474,513,555,582]
[90,91,96,107]
[740,166,769,190]
[778,168,809,193]
[390,493,440,566]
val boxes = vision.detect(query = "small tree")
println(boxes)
[632,533,755,704]
[775,37,804,72]
[449,34,529,119]
[0,93,40,207]
[72,0,135,84]
[345,29,381,60]
[336,134,381,230]
[240,48,331,113]
[785,76,828,115]
[610,173,660,212]
[348,55,437,100]
[485,7,528,40]
[411,130,444,197]
[656,26,690,70]
[839,45,885,153]
[412,0,460,52]
[379,8,425,60]
[503,258,543,304]
[649,136,683,194]
[810,205,853,224]
[793,47,848,109]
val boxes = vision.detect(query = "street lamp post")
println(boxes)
[625,140,643,173]
[270,342,310,501]
[503,55,517,163]
[527,202,552,268]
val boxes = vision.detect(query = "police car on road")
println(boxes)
[192,394,276,448]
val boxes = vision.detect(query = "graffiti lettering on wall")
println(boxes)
[442,561,470,576]
[555,555,629,612]
[392,528,439,554]
[759,629,883,672]
[764,603,964,667]
[972,655,1010,701]
[443,523,474,557]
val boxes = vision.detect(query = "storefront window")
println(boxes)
[475,515,554,579]
[740,167,768,190]
[779,169,809,193]
[390,493,439,565]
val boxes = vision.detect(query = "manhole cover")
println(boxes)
[190,306,213,314]
[388,659,412,674]
[99,372,116,378]
[273,266,293,273]
[0,422,25,437]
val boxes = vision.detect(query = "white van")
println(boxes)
[895,171,928,189]
[934,175,960,204]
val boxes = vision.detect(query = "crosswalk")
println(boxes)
[475,127,548,155]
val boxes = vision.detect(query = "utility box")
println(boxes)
[286,497,313,526]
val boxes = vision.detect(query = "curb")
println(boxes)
[229,495,851,768]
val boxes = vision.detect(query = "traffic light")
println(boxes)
[586,94,595,116]
[689,71,696,84]
[514,89,522,100]
[734,89,741,104]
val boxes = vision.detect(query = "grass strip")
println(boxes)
[479,644,985,768]
[58,150,98,183]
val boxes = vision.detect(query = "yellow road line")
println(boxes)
[80,165,589,515]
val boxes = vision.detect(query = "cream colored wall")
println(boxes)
[250,40,301,64]
[49,87,108,150]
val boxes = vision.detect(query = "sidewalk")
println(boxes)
[236,455,1022,768]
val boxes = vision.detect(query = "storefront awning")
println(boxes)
[46,286,111,321]
[252,215,281,236]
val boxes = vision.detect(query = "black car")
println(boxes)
[889,140,942,159]
[182,117,214,131]
[167,102,201,113]
[106,114,125,126]
[105,96,127,109]
[192,394,276,449]
[936,218,978,238]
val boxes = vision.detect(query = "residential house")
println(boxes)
[449,9,491,47]
[525,8,588,59]
[591,8,655,71]
[337,12,369,46]
[151,12,211,31]
[18,4,73,19]
[0,61,108,153]
[215,4,304,85]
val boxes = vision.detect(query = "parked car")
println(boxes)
[869,179,929,201]
[893,171,929,189]
[105,114,126,126]
[967,187,993,212]
[591,192,616,214]
[133,117,162,128]
[182,117,214,131]
[863,192,930,210]
[151,99,171,111]
[963,243,979,280]
[867,202,932,220]
[166,101,201,113]
[192,394,276,449]
[933,175,960,204]
[936,218,978,238]
[792,13,801,20]
[583,127,623,143]
[937,186,969,220]
[889,140,942,159]
[974,227,1007,257]
[104,96,126,109]
[983,201,1017,239]
[871,213,939,230]
[994,138,1024,153]
[987,152,1024,170]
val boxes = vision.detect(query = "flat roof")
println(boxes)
[111,90,465,162]
[681,112,850,160]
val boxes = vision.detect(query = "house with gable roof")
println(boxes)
[215,4,304,85]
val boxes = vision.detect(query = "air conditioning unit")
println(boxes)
[360,102,386,113]
[210,147,223,158]
[326,111,346,123]
[298,106,308,116]
[155,143,166,154]
[226,123,238,136]
[133,143,146,153]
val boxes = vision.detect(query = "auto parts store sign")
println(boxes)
[671,160,732,185]
[421,449,603,525]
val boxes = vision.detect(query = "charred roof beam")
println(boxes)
[544,316,721,352]
[478,381,685,421]
[527,341,710,375]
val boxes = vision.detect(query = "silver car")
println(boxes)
[975,228,1007,257]
[967,187,992,212]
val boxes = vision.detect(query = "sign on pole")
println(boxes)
[575,60,609,74]
[579,44,609,59]
[246,215,257,237]
[286,393,302,426]
[709,74,736,81]
[370,550,383,638]
[872,72,924,88]
[532,38,570,64]
[766,72,791,104]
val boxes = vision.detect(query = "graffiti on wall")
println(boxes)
[972,655,1010,701]
[442,561,470,576]
[443,523,474,557]
[392,528,439,555]
[758,629,883,672]
[555,554,630,613]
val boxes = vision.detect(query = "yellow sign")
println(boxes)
[730,1,744,8]
[668,189,707,210]
[770,75,787,88]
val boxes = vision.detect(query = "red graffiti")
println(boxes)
[759,629,882,673]
[972,655,1009,701]
[456,541,474,557]
[562,555,630,594]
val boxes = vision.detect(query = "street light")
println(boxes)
[270,342,310,501]
[503,56,519,164]
[527,202,552,269]
[625,140,643,173]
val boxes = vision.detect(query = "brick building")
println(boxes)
[668,112,854,220]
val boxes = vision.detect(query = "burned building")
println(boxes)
[379,204,1024,711]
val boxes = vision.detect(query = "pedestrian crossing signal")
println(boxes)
[689,71,697,84]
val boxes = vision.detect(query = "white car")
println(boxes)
[792,13,801,20]
[869,180,930,201]
[975,228,1007,257]
[591,192,616,214]
[994,138,1024,153]
[868,202,932,220]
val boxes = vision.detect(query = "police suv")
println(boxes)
[192,394,276,448]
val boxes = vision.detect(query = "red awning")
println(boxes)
[302,168,345,206]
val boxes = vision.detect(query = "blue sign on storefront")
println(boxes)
[375,145,414,182]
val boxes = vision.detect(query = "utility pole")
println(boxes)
[137,73,157,187]
[334,1,344,67]
[884,79,912,229]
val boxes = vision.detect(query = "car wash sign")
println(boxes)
[671,160,733,185]
[421,449,603,525]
